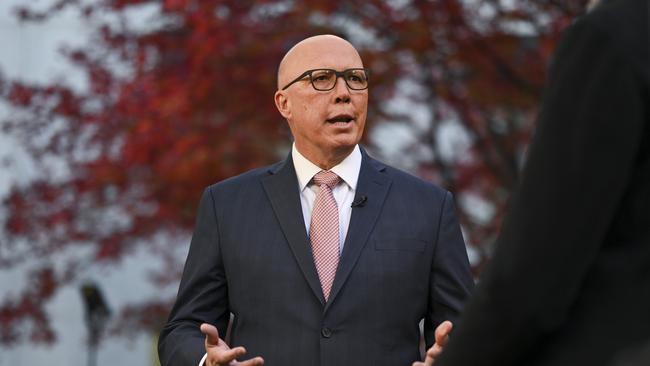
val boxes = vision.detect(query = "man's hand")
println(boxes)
[200,323,264,366]
[412,320,453,366]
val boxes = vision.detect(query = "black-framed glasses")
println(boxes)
[281,68,369,91]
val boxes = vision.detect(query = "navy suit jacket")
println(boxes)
[159,149,474,366]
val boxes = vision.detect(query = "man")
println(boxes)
[158,34,474,366]
[434,0,650,365]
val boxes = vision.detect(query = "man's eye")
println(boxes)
[313,74,330,81]
[347,75,362,82]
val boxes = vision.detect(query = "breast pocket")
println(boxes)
[374,238,427,252]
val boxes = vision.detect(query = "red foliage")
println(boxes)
[0,268,58,345]
[0,0,586,344]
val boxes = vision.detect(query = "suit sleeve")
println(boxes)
[436,12,645,366]
[158,188,230,366]
[424,191,475,348]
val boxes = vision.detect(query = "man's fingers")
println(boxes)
[200,323,221,347]
[417,321,453,366]
[210,346,246,364]
[236,356,265,366]
[434,320,453,347]
[427,344,443,359]
[199,325,262,366]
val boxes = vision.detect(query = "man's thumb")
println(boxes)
[200,323,220,346]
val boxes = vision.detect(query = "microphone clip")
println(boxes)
[351,195,367,207]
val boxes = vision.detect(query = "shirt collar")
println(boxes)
[292,143,361,191]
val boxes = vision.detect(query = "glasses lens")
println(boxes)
[344,69,368,90]
[310,69,336,90]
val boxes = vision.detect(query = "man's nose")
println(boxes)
[333,76,351,103]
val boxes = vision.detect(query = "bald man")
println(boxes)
[158,35,474,366]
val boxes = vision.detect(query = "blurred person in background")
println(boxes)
[158,34,474,366]
[426,0,650,365]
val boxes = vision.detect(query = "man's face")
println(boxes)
[275,36,368,165]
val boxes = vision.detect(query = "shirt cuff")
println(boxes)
[198,353,207,366]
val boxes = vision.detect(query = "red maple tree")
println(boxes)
[0,0,585,345]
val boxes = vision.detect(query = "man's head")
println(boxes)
[274,35,368,169]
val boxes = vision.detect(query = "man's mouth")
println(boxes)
[326,114,354,123]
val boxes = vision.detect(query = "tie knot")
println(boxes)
[313,170,340,188]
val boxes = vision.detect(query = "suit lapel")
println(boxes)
[325,152,392,312]
[261,154,326,306]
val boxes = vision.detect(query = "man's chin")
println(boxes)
[327,137,362,153]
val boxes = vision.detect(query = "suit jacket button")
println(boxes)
[321,327,332,338]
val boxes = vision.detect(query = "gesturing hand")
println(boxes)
[412,320,453,366]
[200,323,264,366]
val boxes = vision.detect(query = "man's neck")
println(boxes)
[295,145,355,170]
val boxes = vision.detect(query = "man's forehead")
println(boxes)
[289,49,363,69]
[278,35,363,86]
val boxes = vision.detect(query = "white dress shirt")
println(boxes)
[292,143,361,253]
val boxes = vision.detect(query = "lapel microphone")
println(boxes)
[351,195,367,207]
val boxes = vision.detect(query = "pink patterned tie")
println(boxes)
[310,170,341,301]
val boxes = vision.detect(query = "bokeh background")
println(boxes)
[0,0,587,365]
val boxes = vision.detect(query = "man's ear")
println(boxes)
[274,90,291,119]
